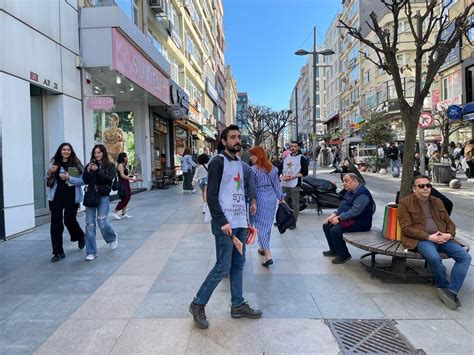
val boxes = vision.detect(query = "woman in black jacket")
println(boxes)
[46,143,85,262]
[82,144,118,261]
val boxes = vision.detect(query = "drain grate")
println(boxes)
[326,319,425,354]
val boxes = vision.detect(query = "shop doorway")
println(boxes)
[94,111,136,171]
[30,84,48,216]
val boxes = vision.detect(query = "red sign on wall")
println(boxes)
[30,72,38,82]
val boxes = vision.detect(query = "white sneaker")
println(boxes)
[122,214,133,219]
[112,212,122,220]
[110,236,118,249]
[85,254,96,261]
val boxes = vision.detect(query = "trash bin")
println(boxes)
[432,163,455,184]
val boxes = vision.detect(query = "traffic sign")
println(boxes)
[418,112,434,128]
[446,105,462,121]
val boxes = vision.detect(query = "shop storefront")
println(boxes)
[80,6,171,189]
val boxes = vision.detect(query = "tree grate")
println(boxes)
[326,319,425,354]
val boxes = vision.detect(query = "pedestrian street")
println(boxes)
[0,176,473,354]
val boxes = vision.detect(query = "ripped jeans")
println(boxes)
[84,196,117,256]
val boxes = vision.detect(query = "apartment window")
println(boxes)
[364,70,370,84]
[349,64,359,83]
[116,0,139,26]
[442,77,452,100]
[349,43,359,65]
[170,58,179,83]
[147,30,162,52]
[168,2,181,37]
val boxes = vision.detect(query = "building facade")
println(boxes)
[0,0,83,239]
[0,0,229,239]
[236,92,250,145]
[224,65,238,127]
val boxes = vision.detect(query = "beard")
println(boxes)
[227,144,241,153]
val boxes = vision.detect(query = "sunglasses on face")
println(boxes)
[416,183,432,189]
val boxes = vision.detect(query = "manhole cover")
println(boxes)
[326,319,425,354]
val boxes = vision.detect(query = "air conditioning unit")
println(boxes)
[149,0,166,16]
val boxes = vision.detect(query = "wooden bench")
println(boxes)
[343,230,470,282]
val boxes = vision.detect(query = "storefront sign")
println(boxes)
[87,97,114,110]
[430,89,440,111]
[171,105,184,119]
[111,29,170,105]
[206,78,219,104]
[202,126,217,139]
[29,71,59,91]
[436,95,462,110]
[170,81,189,110]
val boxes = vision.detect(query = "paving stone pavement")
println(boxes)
[0,185,473,354]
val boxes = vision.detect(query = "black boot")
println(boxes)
[231,302,262,319]
[189,302,209,329]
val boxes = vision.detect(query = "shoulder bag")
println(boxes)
[83,174,100,207]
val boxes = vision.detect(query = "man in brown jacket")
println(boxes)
[398,175,471,310]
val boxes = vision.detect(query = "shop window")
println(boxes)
[175,125,188,166]
[153,114,169,169]
[94,111,135,168]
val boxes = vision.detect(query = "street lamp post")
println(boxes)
[295,26,334,176]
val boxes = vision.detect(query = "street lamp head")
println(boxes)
[317,49,335,56]
[295,49,311,56]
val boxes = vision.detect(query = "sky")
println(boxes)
[222,0,342,111]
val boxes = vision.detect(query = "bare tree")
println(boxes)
[433,107,470,155]
[239,104,271,146]
[266,110,295,155]
[340,0,473,197]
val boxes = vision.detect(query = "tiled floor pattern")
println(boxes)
[0,186,472,354]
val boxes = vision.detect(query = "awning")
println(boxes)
[463,102,474,121]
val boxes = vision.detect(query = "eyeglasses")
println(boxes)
[416,183,432,189]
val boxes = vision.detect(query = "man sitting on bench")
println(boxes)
[322,173,375,264]
[398,175,471,310]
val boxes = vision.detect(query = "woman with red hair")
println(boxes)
[249,146,285,266]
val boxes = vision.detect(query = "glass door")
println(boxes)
[30,85,48,216]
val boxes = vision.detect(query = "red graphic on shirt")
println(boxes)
[233,172,242,191]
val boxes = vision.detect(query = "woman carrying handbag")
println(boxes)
[46,143,85,263]
[82,144,118,261]
[249,146,286,267]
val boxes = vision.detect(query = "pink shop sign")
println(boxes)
[87,97,114,110]
[111,29,170,105]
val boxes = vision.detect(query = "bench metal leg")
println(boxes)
[359,253,433,283]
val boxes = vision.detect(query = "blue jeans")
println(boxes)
[416,240,471,293]
[194,223,247,307]
[85,196,117,256]
[323,222,370,257]
[390,159,400,174]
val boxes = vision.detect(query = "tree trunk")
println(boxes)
[273,133,279,156]
[399,116,418,198]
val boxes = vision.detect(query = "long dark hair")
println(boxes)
[117,152,127,165]
[50,143,83,172]
[90,144,110,166]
